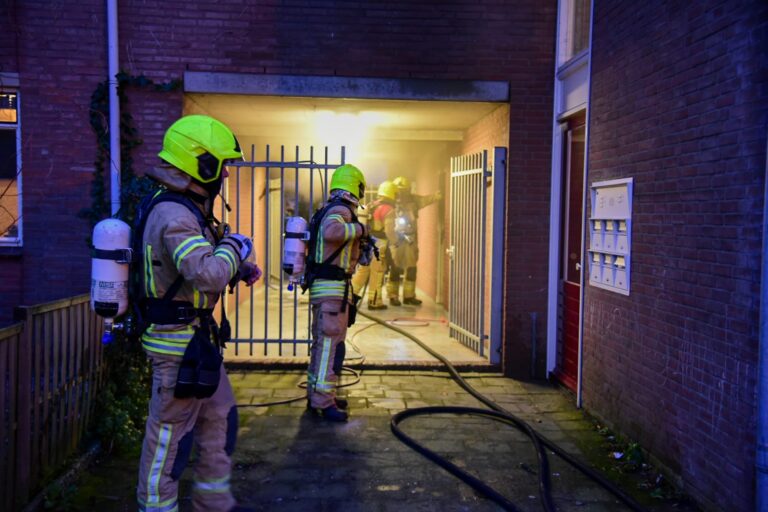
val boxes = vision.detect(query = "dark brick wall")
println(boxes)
[0,256,22,326]
[585,1,768,510]
[0,1,558,363]
[8,1,106,310]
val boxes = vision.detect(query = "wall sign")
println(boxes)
[588,178,633,295]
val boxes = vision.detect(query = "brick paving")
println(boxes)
[72,369,695,512]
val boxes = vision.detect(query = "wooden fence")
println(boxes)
[0,294,104,511]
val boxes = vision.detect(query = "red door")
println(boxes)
[554,114,585,391]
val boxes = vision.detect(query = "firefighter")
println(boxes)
[351,180,399,310]
[388,176,441,306]
[306,164,369,422]
[136,115,261,512]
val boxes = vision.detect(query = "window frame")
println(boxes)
[0,89,22,247]
[556,0,592,69]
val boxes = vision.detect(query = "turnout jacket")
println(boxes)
[140,195,243,356]
[309,202,365,302]
[369,199,398,247]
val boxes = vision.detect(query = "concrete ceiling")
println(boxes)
[186,93,503,142]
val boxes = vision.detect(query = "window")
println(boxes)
[0,91,21,245]
[558,0,592,67]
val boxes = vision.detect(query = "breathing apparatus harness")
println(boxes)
[128,189,237,399]
[394,201,416,245]
[298,197,378,324]
[300,198,358,312]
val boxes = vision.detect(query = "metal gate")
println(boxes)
[219,145,345,357]
[448,147,506,362]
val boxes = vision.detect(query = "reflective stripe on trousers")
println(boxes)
[137,353,237,512]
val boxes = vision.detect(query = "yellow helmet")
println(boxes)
[377,180,397,201]
[330,164,366,199]
[393,176,411,190]
[158,115,242,184]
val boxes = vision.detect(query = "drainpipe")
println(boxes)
[107,0,121,216]
[757,136,768,512]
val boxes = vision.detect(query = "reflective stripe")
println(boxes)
[340,234,352,270]
[172,236,210,268]
[144,244,157,298]
[193,475,230,494]
[138,497,178,512]
[316,224,325,261]
[316,336,332,391]
[190,288,209,309]
[309,279,346,299]
[213,246,237,279]
[141,339,187,356]
[145,326,195,338]
[146,424,173,507]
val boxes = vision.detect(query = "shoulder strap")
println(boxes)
[133,190,213,303]
[307,199,359,266]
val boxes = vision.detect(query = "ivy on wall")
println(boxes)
[79,72,181,228]
[80,72,181,452]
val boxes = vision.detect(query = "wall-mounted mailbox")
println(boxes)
[588,178,633,295]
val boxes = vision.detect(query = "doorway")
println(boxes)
[553,113,586,390]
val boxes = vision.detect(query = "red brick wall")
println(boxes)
[0,256,22,325]
[0,2,557,355]
[585,1,768,510]
[10,1,106,311]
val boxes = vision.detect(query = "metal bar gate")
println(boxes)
[219,145,345,357]
[448,147,505,363]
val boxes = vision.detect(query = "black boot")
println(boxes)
[320,405,348,422]
[403,297,422,306]
[390,297,402,306]
[368,303,388,310]
[309,397,348,410]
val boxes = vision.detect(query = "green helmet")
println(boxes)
[330,164,366,200]
[377,180,397,201]
[158,115,242,184]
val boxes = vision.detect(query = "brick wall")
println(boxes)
[585,1,768,510]
[0,1,557,357]
[11,1,106,309]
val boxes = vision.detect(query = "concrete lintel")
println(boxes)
[0,72,20,89]
[184,72,509,103]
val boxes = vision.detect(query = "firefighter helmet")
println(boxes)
[393,176,411,190]
[377,180,398,201]
[330,164,366,200]
[158,115,242,184]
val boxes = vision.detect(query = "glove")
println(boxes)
[222,233,253,262]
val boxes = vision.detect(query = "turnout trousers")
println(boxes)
[137,353,238,512]
[307,298,349,409]
[389,243,418,300]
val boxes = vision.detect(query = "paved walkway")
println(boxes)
[70,368,698,512]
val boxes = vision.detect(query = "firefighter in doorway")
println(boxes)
[136,115,261,512]
[305,164,370,422]
[388,176,441,306]
[351,180,399,310]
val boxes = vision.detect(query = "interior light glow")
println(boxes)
[0,93,17,123]
[313,110,371,147]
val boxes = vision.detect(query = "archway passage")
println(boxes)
[185,92,508,366]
